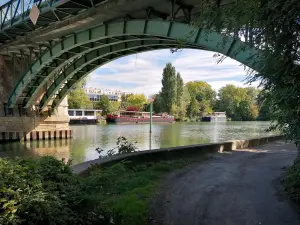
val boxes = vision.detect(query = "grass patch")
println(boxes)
[86,156,209,225]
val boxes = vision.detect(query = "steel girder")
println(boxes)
[0,0,106,43]
[39,40,202,110]
[8,20,264,109]
[23,36,179,108]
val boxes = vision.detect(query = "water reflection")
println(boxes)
[0,121,277,165]
[0,139,71,160]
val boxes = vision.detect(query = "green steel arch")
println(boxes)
[39,41,202,109]
[23,36,179,108]
[23,36,197,108]
[8,20,264,109]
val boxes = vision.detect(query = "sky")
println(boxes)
[0,0,9,5]
[86,49,259,97]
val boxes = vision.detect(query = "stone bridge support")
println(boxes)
[0,55,71,142]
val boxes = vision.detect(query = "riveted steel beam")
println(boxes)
[8,20,263,109]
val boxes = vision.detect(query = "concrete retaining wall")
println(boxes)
[72,135,283,174]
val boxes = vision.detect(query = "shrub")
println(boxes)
[283,157,300,204]
[96,136,138,158]
[0,157,112,225]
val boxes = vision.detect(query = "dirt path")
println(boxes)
[150,140,300,225]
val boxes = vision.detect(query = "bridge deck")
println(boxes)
[0,0,235,56]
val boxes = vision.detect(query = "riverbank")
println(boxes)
[72,135,282,174]
[2,136,298,225]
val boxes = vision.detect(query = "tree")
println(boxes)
[256,91,273,121]
[110,101,121,113]
[153,93,163,113]
[121,93,133,102]
[176,73,184,106]
[95,95,111,115]
[217,84,260,121]
[187,98,201,119]
[233,100,258,121]
[68,86,91,109]
[185,81,216,118]
[217,84,247,118]
[161,63,177,113]
[127,94,147,110]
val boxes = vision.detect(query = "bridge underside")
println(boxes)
[6,20,263,113]
[0,0,264,142]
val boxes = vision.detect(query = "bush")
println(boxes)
[283,157,300,204]
[0,157,112,225]
[96,136,138,158]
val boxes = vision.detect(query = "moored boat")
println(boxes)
[68,109,103,125]
[106,110,174,124]
[201,112,227,122]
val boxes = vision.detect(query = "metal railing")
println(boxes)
[0,0,61,30]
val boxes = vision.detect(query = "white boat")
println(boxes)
[68,109,103,124]
[202,112,227,122]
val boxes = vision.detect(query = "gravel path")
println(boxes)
[150,140,300,225]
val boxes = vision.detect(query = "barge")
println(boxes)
[106,110,174,124]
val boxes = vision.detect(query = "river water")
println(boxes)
[0,121,277,165]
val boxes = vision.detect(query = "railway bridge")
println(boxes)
[0,0,263,141]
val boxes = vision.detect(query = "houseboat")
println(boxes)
[68,109,103,124]
[106,110,174,124]
[201,112,227,122]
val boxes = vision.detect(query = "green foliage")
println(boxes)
[232,100,258,121]
[68,88,92,109]
[161,63,177,113]
[284,157,300,204]
[176,73,184,106]
[189,0,300,140]
[0,157,111,225]
[187,98,201,119]
[127,94,147,111]
[216,84,260,121]
[186,81,216,106]
[120,93,133,110]
[185,81,216,119]
[121,93,133,102]
[257,90,273,121]
[96,137,138,158]
[110,101,121,113]
[116,137,138,154]
[153,93,163,113]
[95,95,111,115]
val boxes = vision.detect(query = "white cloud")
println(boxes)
[86,49,258,97]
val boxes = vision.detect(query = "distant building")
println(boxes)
[84,88,133,102]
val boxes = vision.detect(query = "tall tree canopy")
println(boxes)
[176,73,184,106]
[161,63,177,113]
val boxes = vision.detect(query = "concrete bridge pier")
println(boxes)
[0,56,72,142]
